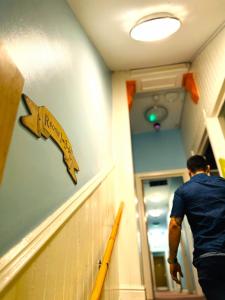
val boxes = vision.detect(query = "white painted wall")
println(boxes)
[0,1,145,299]
[0,0,113,256]
[110,71,145,299]
[181,27,225,160]
[0,168,118,300]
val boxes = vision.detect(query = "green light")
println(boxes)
[148,113,157,122]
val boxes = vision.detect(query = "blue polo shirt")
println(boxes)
[170,173,225,262]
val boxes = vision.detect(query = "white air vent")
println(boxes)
[130,63,190,93]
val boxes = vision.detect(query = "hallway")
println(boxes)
[155,291,206,300]
[0,0,225,299]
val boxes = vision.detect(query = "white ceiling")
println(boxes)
[129,63,189,132]
[68,0,225,71]
[68,0,225,133]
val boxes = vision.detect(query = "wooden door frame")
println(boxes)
[135,168,189,299]
[153,255,168,288]
[203,79,225,176]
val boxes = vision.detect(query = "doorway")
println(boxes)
[204,141,219,175]
[135,169,198,299]
[198,130,219,176]
[202,79,225,178]
[153,254,167,288]
[218,97,225,138]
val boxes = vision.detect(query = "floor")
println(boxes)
[155,291,206,300]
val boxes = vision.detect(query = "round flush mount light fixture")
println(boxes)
[130,13,181,42]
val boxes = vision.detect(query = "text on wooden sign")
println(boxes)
[21,94,79,183]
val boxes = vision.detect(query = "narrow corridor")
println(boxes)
[0,1,225,300]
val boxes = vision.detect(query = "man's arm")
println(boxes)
[168,217,183,284]
[169,217,182,260]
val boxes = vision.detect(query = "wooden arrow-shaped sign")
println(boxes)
[21,94,79,184]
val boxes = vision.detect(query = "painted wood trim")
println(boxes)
[134,168,189,299]
[135,168,187,180]
[117,285,146,300]
[211,78,225,117]
[135,175,154,300]
[135,168,204,296]
[0,163,114,293]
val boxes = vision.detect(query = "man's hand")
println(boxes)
[170,262,183,284]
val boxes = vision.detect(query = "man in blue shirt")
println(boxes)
[168,155,225,300]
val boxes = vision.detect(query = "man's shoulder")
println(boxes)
[175,175,225,197]
[176,180,192,191]
[209,175,225,183]
[175,178,202,199]
[198,174,225,186]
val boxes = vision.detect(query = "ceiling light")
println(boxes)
[149,193,162,203]
[130,13,181,42]
[148,209,163,217]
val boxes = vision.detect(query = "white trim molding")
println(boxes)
[135,168,187,181]
[0,163,114,293]
[134,168,199,299]
[202,79,225,177]
[117,285,146,300]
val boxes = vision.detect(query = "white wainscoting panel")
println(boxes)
[0,165,125,300]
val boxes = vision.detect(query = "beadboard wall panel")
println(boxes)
[0,169,118,300]
[181,27,225,155]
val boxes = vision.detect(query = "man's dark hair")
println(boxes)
[187,155,209,173]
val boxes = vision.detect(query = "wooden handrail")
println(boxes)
[90,202,124,300]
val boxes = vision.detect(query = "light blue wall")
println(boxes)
[132,129,186,173]
[0,0,112,255]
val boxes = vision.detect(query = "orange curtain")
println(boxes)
[126,80,136,110]
[182,73,199,104]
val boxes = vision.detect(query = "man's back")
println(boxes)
[169,155,225,300]
[172,173,225,261]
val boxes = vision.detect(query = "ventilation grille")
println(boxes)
[149,179,168,187]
